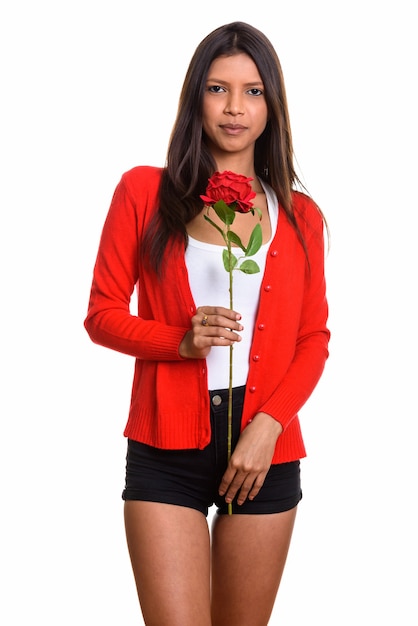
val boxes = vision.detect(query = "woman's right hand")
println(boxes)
[179,306,243,359]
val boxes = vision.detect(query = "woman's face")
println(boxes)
[202,53,268,163]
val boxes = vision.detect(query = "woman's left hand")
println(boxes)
[218,412,283,506]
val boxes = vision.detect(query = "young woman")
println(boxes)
[85,21,330,626]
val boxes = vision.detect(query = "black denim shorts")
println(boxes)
[122,386,302,516]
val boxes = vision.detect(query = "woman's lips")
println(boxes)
[220,124,246,135]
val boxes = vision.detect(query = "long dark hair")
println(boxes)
[143,21,318,274]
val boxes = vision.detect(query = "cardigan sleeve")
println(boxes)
[84,170,189,361]
[258,201,330,431]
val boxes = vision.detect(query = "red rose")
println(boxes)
[200,170,256,213]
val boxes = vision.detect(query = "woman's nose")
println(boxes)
[224,93,244,115]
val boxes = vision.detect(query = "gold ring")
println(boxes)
[201,314,209,326]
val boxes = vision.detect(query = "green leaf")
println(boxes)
[245,223,262,257]
[238,259,260,274]
[227,230,246,252]
[253,206,263,220]
[214,200,236,226]
[203,214,227,243]
[222,249,238,272]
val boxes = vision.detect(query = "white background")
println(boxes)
[1,1,417,624]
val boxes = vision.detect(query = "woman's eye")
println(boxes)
[207,85,225,93]
[248,88,263,96]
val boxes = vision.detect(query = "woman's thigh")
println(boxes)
[211,507,298,626]
[124,501,212,626]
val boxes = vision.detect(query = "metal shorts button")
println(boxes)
[212,394,222,406]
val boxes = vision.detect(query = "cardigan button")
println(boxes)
[257,323,265,331]
[270,250,278,257]
[249,386,256,393]
[252,354,260,362]
[264,284,272,292]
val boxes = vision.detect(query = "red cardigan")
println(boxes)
[84,166,330,463]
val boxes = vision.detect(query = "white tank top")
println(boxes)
[185,181,278,389]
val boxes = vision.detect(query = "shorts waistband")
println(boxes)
[209,385,246,406]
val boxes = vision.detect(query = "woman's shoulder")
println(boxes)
[108,166,165,221]
[291,189,319,212]
[120,165,164,192]
[291,189,324,230]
